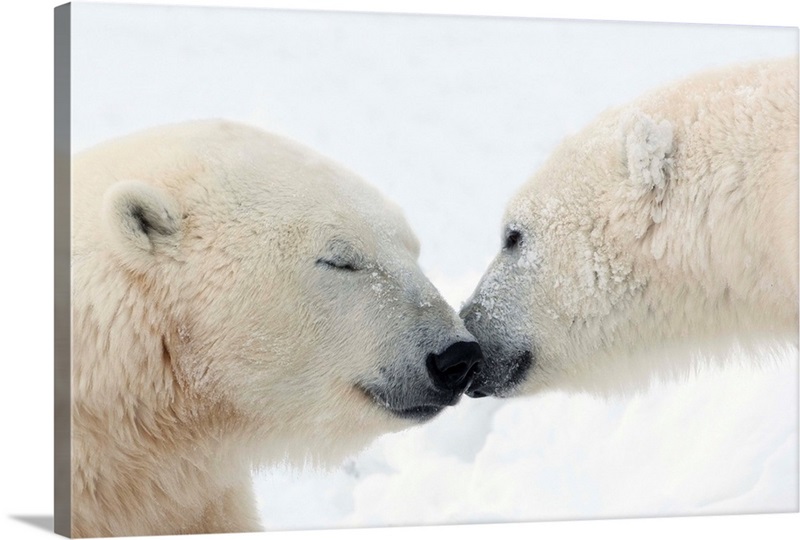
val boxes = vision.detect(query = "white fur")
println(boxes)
[71,120,473,537]
[463,57,799,397]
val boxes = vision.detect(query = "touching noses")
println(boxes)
[426,341,483,394]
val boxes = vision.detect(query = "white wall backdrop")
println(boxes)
[70,2,798,532]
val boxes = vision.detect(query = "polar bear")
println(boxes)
[69,120,482,537]
[461,57,798,398]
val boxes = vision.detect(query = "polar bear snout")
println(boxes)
[426,340,483,394]
[361,340,483,422]
[460,300,534,398]
[465,350,532,398]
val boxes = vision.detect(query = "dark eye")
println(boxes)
[317,257,359,272]
[504,229,522,250]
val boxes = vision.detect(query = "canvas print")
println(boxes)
[55,2,799,537]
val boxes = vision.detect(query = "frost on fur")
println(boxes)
[622,110,675,224]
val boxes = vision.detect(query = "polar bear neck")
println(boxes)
[629,60,798,346]
[70,255,267,536]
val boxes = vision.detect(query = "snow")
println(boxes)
[250,359,797,529]
[70,1,798,532]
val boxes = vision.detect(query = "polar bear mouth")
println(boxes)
[389,404,445,421]
[356,384,451,422]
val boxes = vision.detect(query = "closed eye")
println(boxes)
[317,238,364,272]
[317,258,359,272]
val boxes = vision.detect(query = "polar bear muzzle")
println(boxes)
[360,340,482,421]
[465,350,532,398]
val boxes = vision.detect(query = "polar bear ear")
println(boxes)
[622,110,675,223]
[103,180,181,254]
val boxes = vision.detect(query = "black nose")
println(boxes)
[426,341,483,393]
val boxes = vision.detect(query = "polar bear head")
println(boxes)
[460,109,677,397]
[72,120,482,463]
[461,60,799,398]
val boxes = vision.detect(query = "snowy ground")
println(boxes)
[70,3,798,531]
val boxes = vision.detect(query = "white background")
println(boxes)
[2,1,800,540]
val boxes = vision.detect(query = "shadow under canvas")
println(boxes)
[10,515,55,533]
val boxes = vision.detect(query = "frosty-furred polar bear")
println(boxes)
[70,120,482,537]
[461,57,798,398]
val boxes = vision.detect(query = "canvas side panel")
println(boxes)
[54,3,72,537]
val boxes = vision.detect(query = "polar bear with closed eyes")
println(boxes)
[70,120,482,537]
[462,57,798,398]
